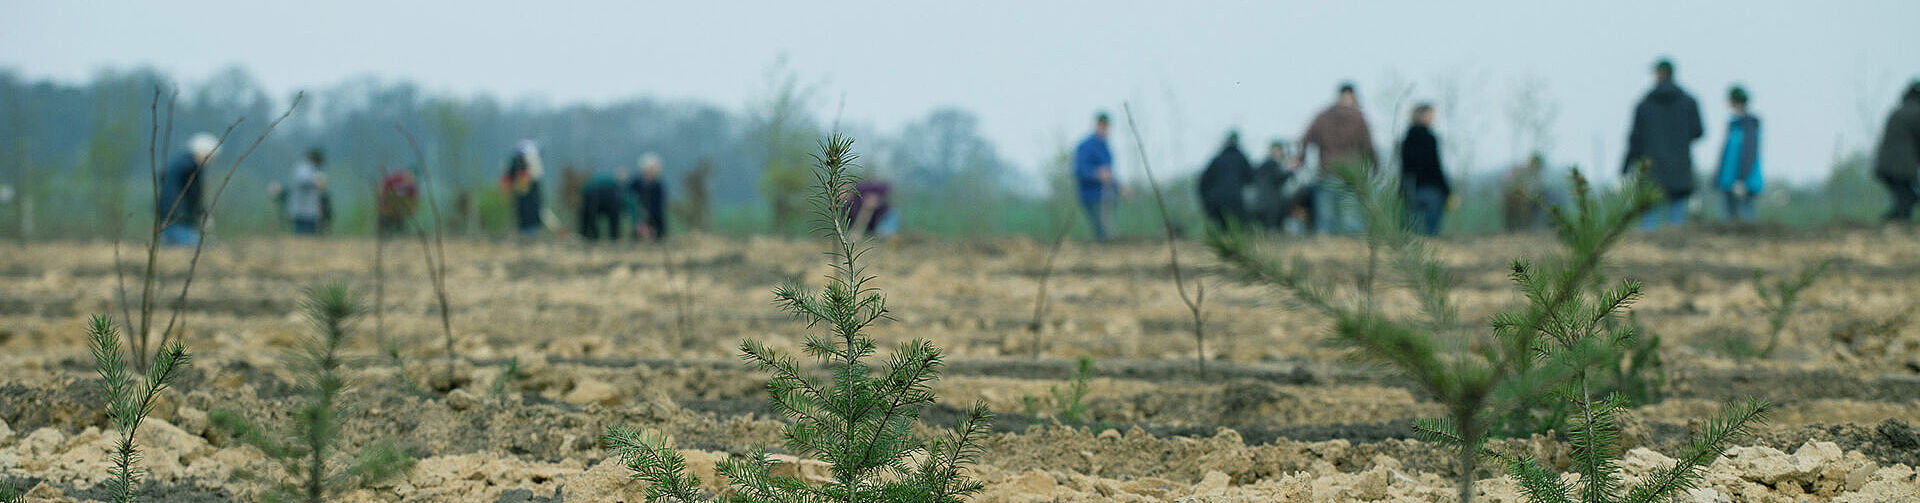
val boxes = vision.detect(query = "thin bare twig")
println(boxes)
[1027,213,1073,360]
[158,92,305,347]
[396,124,457,386]
[1120,103,1210,380]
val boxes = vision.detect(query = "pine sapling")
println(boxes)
[602,134,994,502]
[1212,164,1661,503]
[89,315,192,503]
[210,284,414,502]
[1049,356,1095,427]
[1754,259,1830,358]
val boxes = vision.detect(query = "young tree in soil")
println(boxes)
[602,133,993,502]
[1120,103,1212,380]
[1211,163,1673,503]
[88,315,191,503]
[208,283,414,502]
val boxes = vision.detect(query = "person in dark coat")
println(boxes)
[1622,58,1704,229]
[157,132,219,246]
[1198,131,1253,230]
[1250,140,1295,230]
[1715,86,1763,222]
[500,141,545,237]
[1873,81,1920,222]
[628,153,668,241]
[1399,103,1451,236]
[578,170,626,242]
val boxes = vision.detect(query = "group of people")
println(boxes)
[1068,58,1920,241]
[147,62,1920,247]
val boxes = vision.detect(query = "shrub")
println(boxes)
[601,134,993,502]
[209,283,414,502]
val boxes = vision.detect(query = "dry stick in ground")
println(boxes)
[1027,213,1074,360]
[396,124,457,386]
[156,93,304,349]
[1120,103,1210,380]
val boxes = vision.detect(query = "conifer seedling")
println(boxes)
[602,134,993,502]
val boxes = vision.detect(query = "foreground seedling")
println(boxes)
[210,284,414,502]
[1212,162,1674,503]
[602,134,993,502]
[88,315,191,503]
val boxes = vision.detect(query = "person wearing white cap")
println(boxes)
[157,132,218,246]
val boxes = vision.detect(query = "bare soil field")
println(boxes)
[2,227,1918,502]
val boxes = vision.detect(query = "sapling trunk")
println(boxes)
[1028,214,1072,359]
[1120,103,1209,380]
[396,124,457,386]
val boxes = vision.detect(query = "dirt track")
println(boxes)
[2,228,1918,501]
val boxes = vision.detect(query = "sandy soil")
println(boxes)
[2,226,1918,501]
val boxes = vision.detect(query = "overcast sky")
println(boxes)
[4,1,1916,185]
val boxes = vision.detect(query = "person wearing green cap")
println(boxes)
[1715,85,1763,222]
[1873,81,1920,222]
[1623,58,1704,230]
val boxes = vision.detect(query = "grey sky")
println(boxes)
[4,0,1915,185]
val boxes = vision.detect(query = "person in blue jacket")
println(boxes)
[1715,86,1763,222]
[157,132,219,246]
[1073,112,1119,241]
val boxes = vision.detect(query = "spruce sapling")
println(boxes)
[209,283,414,502]
[601,134,994,502]
[1754,259,1830,358]
[1211,163,1660,503]
[0,480,18,503]
[89,315,192,503]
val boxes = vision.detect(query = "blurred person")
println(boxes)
[499,140,545,238]
[845,177,896,241]
[1715,86,1764,222]
[1874,81,1920,222]
[1622,58,1704,229]
[1198,130,1253,230]
[1399,103,1452,236]
[157,132,218,246]
[284,147,329,236]
[1503,154,1549,232]
[578,168,626,242]
[1298,82,1378,236]
[377,166,418,236]
[628,153,668,241]
[1073,111,1118,241]
[1250,140,1296,230]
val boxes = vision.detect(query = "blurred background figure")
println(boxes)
[577,167,626,242]
[1874,81,1920,222]
[1073,111,1117,242]
[1198,130,1252,230]
[845,177,895,241]
[1503,154,1549,232]
[1715,86,1763,222]
[284,147,330,236]
[158,132,218,246]
[629,153,668,242]
[500,140,546,238]
[377,166,418,236]
[1249,140,1297,232]
[1623,58,1703,230]
[1299,82,1377,236]
[1399,103,1451,236]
